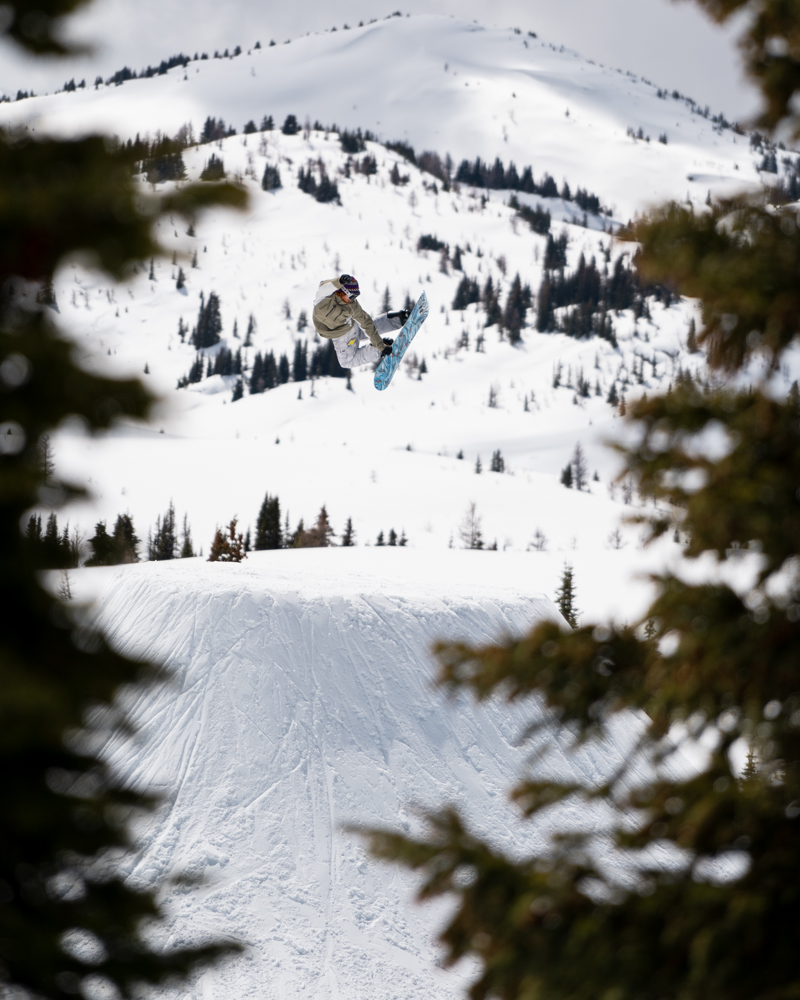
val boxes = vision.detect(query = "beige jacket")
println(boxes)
[312,277,383,349]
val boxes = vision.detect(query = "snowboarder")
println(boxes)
[313,274,408,368]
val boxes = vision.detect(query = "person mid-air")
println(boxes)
[312,274,408,368]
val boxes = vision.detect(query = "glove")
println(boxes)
[388,309,410,325]
[380,338,394,358]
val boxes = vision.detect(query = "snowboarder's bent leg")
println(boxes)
[333,330,382,369]
[374,312,404,335]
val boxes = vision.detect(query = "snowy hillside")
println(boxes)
[0,14,773,219]
[93,554,659,1000]
[11,14,792,618]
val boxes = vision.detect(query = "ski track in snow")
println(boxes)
[93,558,650,1000]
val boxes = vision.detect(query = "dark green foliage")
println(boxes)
[281,114,300,135]
[417,234,447,253]
[376,531,385,546]
[0,12,243,991]
[292,340,308,382]
[543,231,569,270]
[560,462,573,488]
[85,513,139,565]
[453,156,606,210]
[231,376,243,401]
[339,128,365,153]
[509,195,551,234]
[536,252,651,342]
[490,450,504,473]
[298,164,340,204]
[340,517,355,546]
[200,153,225,181]
[255,493,282,550]
[191,290,222,348]
[243,119,257,134]
[249,350,278,393]
[453,276,480,310]
[176,266,185,289]
[389,162,410,185]
[24,511,76,568]
[199,116,235,143]
[148,501,177,560]
[278,353,290,384]
[388,529,397,546]
[385,139,416,164]
[503,273,531,344]
[261,163,282,191]
[309,339,346,379]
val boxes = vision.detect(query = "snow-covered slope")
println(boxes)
[96,553,656,1000]
[1,14,764,219]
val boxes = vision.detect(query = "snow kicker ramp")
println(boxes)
[97,554,565,1000]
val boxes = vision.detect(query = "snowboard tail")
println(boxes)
[374,291,429,391]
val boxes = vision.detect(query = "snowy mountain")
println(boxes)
[12,15,792,999]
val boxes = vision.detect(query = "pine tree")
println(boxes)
[245,313,256,346]
[148,501,177,560]
[560,463,573,488]
[208,517,246,562]
[554,562,579,627]
[475,455,482,474]
[376,530,385,546]
[180,513,195,558]
[340,517,355,546]
[388,528,398,546]
[490,449,505,473]
[398,529,408,546]
[382,285,391,312]
[305,505,336,547]
[254,493,282,549]
[176,266,186,289]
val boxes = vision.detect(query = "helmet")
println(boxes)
[339,274,360,299]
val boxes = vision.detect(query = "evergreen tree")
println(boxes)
[176,266,186,289]
[490,449,505,473]
[306,505,336,547]
[231,376,243,401]
[376,531,385,546]
[208,517,246,562]
[278,352,290,384]
[340,517,355,546]
[245,313,255,346]
[281,113,300,135]
[180,513,195,558]
[388,528,398,546]
[560,462,573,488]
[292,340,308,382]
[398,529,408,546]
[254,493,282,549]
[148,501,177,560]
[554,562,579,627]
[0,9,242,994]
[192,290,223,348]
[571,441,588,491]
[261,163,282,190]
[382,286,391,312]
[475,455,482,474]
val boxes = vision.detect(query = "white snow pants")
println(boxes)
[332,313,403,369]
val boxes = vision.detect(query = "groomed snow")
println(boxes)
[95,555,573,1000]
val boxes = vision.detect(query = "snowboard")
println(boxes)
[373,291,429,391]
